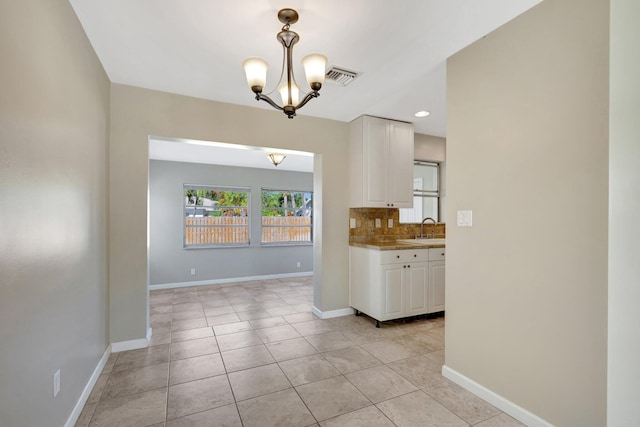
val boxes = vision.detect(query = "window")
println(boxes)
[261,189,312,245]
[184,185,250,248]
[399,161,440,223]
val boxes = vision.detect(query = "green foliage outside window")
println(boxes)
[184,187,248,217]
[261,190,311,217]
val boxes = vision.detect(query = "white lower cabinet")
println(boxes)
[382,264,404,318]
[350,246,443,327]
[405,263,428,315]
[427,248,446,313]
[428,262,445,313]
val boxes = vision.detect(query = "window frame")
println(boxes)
[260,188,313,246]
[399,161,440,224]
[183,184,251,249]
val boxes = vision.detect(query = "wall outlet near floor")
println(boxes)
[375,218,381,228]
[53,369,60,397]
[387,218,393,228]
[190,268,196,276]
[296,261,301,268]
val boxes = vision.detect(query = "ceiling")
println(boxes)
[70,0,541,139]
[149,137,314,172]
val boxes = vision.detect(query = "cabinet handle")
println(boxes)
[442,253,445,256]
[407,265,411,268]
[414,254,417,257]
[396,255,400,259]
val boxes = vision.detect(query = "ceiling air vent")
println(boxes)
[325,66,359,86]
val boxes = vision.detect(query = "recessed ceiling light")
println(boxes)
[414,111,430,118]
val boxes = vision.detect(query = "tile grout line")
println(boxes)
[101,279,493,427]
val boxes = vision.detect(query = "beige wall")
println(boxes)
[109,84,350,342]
[446,0,608,425]
[608,0,640,424]
[415,133,446,162]
[0,0,110,425]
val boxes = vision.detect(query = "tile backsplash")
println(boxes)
[349,208,446,243]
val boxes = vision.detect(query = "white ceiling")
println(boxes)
[149,137,314,172]
[70,0,541,138]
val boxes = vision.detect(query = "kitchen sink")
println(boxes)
[396,238,446,246]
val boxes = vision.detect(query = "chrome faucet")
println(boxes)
[420,217,437,239]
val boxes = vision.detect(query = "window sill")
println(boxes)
[260,242,313,248]
[184,244,250,250]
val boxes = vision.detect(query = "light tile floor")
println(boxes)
[75,277,525,427]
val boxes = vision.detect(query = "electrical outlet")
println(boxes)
[349,218,356,229]
[190,268,196,276]
[375,218,381,228]
[296,261,301,268]
[387,219,393,228]
[53,369,60,397]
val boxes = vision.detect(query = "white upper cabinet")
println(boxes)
[349,116,414,208]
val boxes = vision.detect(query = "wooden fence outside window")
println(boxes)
[185,216,311,246]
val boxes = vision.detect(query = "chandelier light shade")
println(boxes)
[279,82,299,106]
[267,153,287,167]
[242,57,268,90]
[243,8,327,119]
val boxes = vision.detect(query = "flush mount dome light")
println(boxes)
[242,8,328,119]
[414,111,431,118]
[267,153,287,167]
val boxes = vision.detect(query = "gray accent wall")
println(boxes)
[149,159,314,285]
[0,0,110,425]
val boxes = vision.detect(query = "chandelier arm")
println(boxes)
[263,44,288,97]
[294,91,320,110]
[255,93,285,112]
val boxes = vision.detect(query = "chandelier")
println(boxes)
[242,8,327,119]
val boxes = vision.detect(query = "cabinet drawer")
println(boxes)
[428,248,446,261]
[381,249,429,264]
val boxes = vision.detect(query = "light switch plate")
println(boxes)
[375,218,381,228]
[387,219,393,228]
[349,218,356,229]
[457,210,473,227]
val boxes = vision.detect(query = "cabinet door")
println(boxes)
[388,121,414,208]
[405,262,428,316]
[428,260,445,313]
[382,264,404,319]
[362,116,389,207]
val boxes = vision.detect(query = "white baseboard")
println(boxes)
[442,365,554,427]
[64,345,111,427]
[312,305,354,319]
[111,328,151,353]
[149,271,313,291]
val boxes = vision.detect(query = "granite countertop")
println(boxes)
[350,240,445,251]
